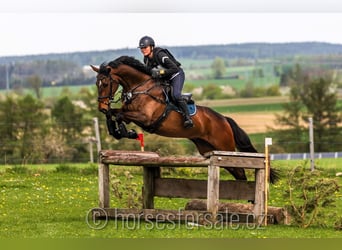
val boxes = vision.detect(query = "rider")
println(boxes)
[138,35,194,129]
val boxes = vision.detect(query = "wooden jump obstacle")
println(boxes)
[93,149,275,225]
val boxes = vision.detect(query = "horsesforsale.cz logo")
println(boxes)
[85,208,108,230]
[85,208,269,230]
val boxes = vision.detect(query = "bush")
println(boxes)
[283,163,340,228]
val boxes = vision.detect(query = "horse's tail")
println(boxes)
[225,116,280,183]
[225,116,257,153]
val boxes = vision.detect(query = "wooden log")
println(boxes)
[185,199,290,225]
[100,150,267,169]
[101,152,209,167]
[92,208,213,223]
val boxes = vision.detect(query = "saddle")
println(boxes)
[162,83,196,116]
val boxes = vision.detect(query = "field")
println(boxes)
[0,159,341,239]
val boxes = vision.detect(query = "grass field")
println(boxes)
[0,159,341,239]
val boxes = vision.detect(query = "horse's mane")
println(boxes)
[106,56,151,75]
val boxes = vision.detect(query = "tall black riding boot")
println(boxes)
[177,99,194,128]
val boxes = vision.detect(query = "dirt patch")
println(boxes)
[228,112,282,134]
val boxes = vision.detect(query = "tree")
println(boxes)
[202,84,223,100]
[26,74,42,99]
[211,57,226,79]
[273,70,342,152]
[51,95,89,161]
[51,96,84,142]
[17,95,48,162]
[0,95,20,161]
[300,75,341,151]
[0,94,48,163]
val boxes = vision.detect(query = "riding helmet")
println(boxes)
[138,36,155,48]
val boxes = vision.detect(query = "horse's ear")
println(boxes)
[105,67,111,75]
[90,65,99,73]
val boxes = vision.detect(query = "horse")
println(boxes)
[90,56,278,183]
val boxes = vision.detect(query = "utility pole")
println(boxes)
[5,64,9,91]
[308,117,315,171]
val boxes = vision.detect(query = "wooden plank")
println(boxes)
[210,155,265,169]
[205,150,265,158]
[185,200,289,224]
[154,178,255,200]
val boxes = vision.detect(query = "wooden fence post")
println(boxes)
[98,162,110,208]
[207,162,220,219]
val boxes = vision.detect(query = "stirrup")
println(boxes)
[184,119,194,128]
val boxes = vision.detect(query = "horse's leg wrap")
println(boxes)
[117,122,139,139]
[106,113,123,139]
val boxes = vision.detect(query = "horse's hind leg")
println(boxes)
[190,138,215,155]
[224,167,247,181]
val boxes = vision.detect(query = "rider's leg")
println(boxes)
[171,70,193,128]
[176,98,193,128]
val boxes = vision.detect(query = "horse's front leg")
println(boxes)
[105,112,123,139]
[107,109,138,139]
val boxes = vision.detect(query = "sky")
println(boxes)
[1,0,342,57]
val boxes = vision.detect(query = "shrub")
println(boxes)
[283,163,340,228]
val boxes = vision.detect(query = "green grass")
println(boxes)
[0,159,342,238]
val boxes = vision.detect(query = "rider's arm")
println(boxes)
[156,51,180,79]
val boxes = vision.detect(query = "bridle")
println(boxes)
[97,74,121,107]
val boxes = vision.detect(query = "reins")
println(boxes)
[122,78,167,104]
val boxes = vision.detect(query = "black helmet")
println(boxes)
[138,36,155,48]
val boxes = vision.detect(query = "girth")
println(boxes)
[137,102,178,133]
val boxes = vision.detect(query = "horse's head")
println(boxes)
[90,64,120,114]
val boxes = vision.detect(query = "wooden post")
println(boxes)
[98,162,110,208]
[309,117,315,171]
[142,167,161,209]
[264,137,272,226]
[93,117,102,154]
[207,162,220,220]
[253,168,265,224]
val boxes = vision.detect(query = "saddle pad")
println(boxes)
[187,103,197,116]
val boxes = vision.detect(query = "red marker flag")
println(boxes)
[135,133,144,151]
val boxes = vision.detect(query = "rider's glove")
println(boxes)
[151,68,165,79]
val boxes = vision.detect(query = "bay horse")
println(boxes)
[90,56,278,183]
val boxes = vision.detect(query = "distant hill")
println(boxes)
[2,42,342,90]
[1,42,342,66]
